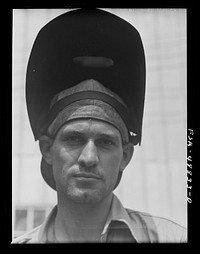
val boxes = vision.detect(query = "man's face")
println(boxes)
[49,119,127,204]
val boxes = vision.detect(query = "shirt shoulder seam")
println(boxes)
[125,208,186,229]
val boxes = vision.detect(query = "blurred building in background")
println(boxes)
[12,9,187,239]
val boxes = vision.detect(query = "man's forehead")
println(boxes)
[60,119,121,137]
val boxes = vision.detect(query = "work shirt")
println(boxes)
[12,194,187,243]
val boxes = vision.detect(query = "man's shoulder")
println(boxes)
[12,226,41,244]
[125,208,187,242]
[126,208,185,227]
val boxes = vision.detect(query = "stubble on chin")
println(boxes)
[64,184,105,204]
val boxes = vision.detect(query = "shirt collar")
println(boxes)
[37,194,139,243]
[101,194,138,242]
[37,206,57,243]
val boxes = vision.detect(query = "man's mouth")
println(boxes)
[73,173,102,180]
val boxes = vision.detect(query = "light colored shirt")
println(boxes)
[12,194,187,243]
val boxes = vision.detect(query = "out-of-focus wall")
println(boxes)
[12,9,187,238]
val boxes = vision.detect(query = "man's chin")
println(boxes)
[66,187,105,204]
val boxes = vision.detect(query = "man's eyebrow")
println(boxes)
[62,130,85,136]
[97,133,121,142]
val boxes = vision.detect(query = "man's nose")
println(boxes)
[78,140,99,168]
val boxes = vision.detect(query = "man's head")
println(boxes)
[26,8,146,196]
[39,79,133,201]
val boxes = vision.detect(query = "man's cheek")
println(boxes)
[53,160,71,180]
[104,156,122,183]
[52,147,69,168]
[52,151,68,181]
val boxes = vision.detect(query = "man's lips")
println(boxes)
[72,173,102,180]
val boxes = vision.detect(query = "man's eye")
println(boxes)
[96,138,114,147]
[65,135,84,145]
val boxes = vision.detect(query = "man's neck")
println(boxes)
[54,193,113,242]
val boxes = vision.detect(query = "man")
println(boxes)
[13,9,186,243]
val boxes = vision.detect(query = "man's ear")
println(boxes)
[39,136,53,165]
[119,143,134,172]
